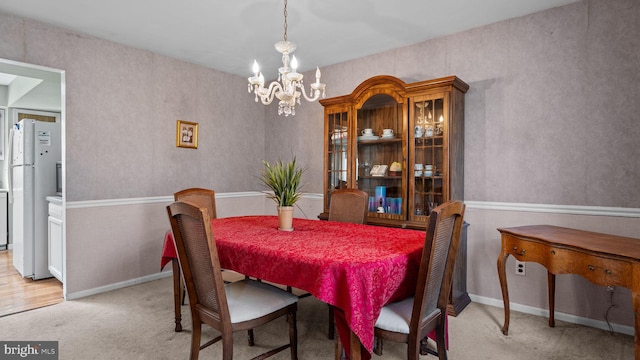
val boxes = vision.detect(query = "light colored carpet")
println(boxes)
[0,275,633,359]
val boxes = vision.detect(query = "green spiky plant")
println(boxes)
[260,158,306,207]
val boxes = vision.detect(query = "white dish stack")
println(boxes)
[414,164,435,177]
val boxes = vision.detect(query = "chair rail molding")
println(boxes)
[66,191,269,208]
[66,196,640,219]
[464,201,640,218]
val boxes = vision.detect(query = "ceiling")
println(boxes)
[0,0,578,79]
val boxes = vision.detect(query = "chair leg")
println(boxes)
[374,336,383,355]
[328,305,335,340]
[335,331,345,360]
[247,329,255,346]
[409,333,430,360]
[420,336,438,356]
[190,322,201,360]
[222,331,234,360]
[288,311,298,360]
[435,321,448,360]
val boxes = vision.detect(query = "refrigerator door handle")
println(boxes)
[7,127,14,204]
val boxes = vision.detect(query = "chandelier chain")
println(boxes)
[283,0,288,41]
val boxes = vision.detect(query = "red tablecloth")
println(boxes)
[161,231,177,269]
[162,215,435,356]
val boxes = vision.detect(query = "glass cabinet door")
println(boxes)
[325,108,349,211]
[410,94,449,220]
[355,94,406,219]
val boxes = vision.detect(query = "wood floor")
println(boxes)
[0,249,63,317]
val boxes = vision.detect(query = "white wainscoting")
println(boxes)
[64,195,638,337]
[64,191,324,299]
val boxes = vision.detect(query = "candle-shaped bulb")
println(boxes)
[258,72,264,84]
[439,115,444,122]
[315,67,321,84]
[252,60,260,76]
[290,56,298,72]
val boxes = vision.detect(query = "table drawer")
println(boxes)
[547,247,632,288]
[503,236,632,288]
[504,236,548,263]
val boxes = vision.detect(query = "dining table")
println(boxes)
[161,215,442,360]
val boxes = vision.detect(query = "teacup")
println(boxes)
[414,164,423,170]
[361,128,373,136]
[424,164,433,170]
[382,128,394,136]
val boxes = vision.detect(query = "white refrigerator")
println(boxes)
[9,119,61,279]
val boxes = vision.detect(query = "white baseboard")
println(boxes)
[65,271,173,300]
[63,271,636,337]
[468,294,634,336]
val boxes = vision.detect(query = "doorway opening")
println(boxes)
[0,58,66,315]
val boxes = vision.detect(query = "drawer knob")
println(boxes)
[605,269,612,275]
[551,250,556,255]
[588,265,595,271]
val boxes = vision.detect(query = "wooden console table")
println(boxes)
[496,225,640,359]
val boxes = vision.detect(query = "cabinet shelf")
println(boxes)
[359,175,403,180]
[357,138,402,145]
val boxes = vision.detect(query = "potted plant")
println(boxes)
[260,157,305,231]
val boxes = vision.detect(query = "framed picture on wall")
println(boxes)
[176,120,198,149]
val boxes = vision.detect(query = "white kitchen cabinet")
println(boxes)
[0,191,7,248]
[47,196,63,282]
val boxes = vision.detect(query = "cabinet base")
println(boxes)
[447,292,471,317]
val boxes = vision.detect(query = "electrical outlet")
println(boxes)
[515,260,526,276]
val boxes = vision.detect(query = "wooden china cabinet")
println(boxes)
[319,75,470,316]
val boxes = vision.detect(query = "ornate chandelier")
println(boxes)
[247,0,326,116]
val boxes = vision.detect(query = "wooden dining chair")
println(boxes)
[167,201,299,360]
[173,188,219,305]
[327,188,369,340]
[328,188,368,224]
[373,200,465,360]
[174,187,217,219]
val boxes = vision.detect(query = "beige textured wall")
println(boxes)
[288,0,640,207]
[0,12,267,202]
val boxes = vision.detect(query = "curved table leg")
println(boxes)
[548,271,555,328]
[497,252,510,335]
